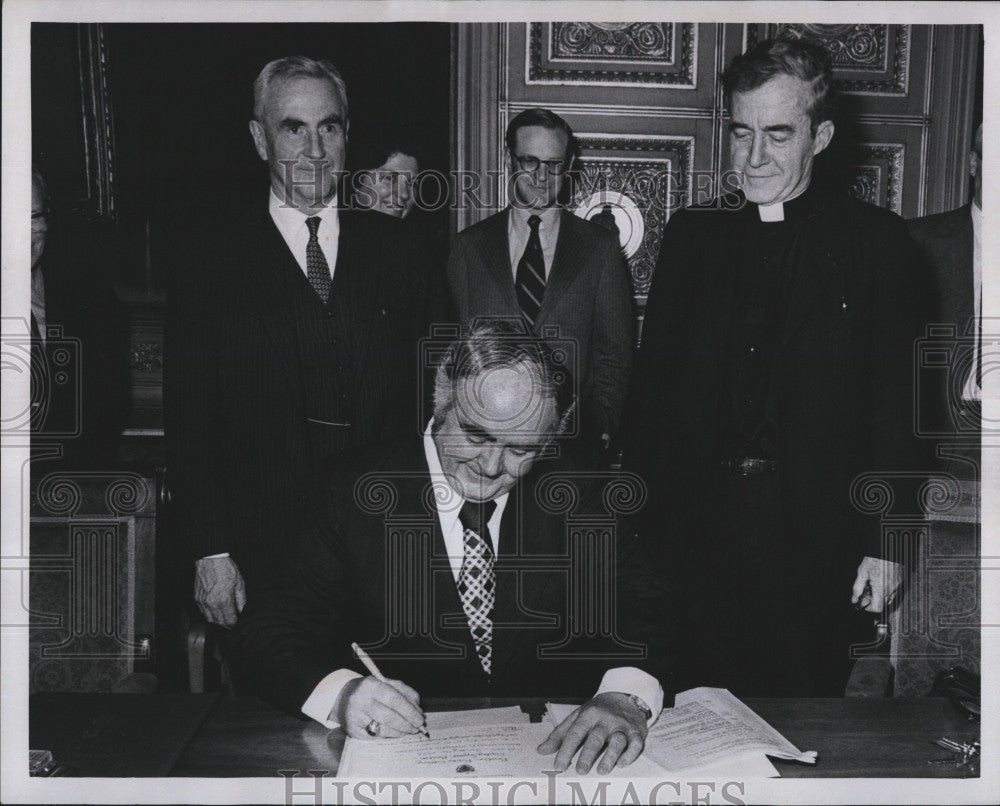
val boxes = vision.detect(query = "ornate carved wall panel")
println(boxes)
[508,23,720,109]
[842,124,923,216]
[570,134,695,297]
[527,23,697,88]
[750,24,921,104]
[849,143,906,214]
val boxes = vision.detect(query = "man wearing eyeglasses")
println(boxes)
[447,108,633,465]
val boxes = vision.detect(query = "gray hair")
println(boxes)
[252,56,349,121]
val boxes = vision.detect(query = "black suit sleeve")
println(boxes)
[856,212,931,559]
[228,490,360,714]
[613,512,678,696]
[588,228,634,440]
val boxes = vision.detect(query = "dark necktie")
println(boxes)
[457,499,498,674]
[305,216,331,304]
[515,215,545,325]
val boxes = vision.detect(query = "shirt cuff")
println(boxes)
[597,666,664,726]
[200,552,230,560]
[301,669,363,728]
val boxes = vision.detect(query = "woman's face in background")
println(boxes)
[370,151,419,218]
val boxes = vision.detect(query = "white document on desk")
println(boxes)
[338,722,553,778]
[644,687,815,773]
[425,706,529,732]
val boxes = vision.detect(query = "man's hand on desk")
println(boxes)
[537,692,648,775]
[194,556,247,627]
[337,676,426,739]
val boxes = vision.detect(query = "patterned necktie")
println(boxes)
[457,499,498,674]
[305,216,331,304]
[515,215,545,325]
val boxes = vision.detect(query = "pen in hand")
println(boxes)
[351,642,430,738]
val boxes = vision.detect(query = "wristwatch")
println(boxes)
[627,694,652,720]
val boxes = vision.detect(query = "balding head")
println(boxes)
[431,322,574,502]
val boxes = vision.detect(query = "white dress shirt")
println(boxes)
[268,190,340,278]
[301,422,665,728]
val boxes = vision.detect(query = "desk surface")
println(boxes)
[29,694,979,778]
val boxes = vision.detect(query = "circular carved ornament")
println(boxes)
[574,191,645,259]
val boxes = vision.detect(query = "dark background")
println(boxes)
[32,22,452,291]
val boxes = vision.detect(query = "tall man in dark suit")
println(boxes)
[447,109,633,458]
[232,324,673,775]
[624,38,923,696]
[166,57,438,626]
[908,123,983,476]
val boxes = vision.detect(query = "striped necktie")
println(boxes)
[515,215,545,325]
[305,216,331,304]
[457,499,498,674]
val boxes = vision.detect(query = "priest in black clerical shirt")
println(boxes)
[623,38,925,697]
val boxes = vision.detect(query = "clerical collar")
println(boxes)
[757,202,785,222]
[754,183,819,223]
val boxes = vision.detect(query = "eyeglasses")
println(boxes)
[512,154,569,176]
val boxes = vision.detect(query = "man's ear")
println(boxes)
[970,149,980,179]
[249,120,268,162]
[813,120,835,155]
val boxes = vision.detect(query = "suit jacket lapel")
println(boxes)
[479,209,522,316]
[536,211,588,327]
[489,476,564,680]
[240,206,307,363]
